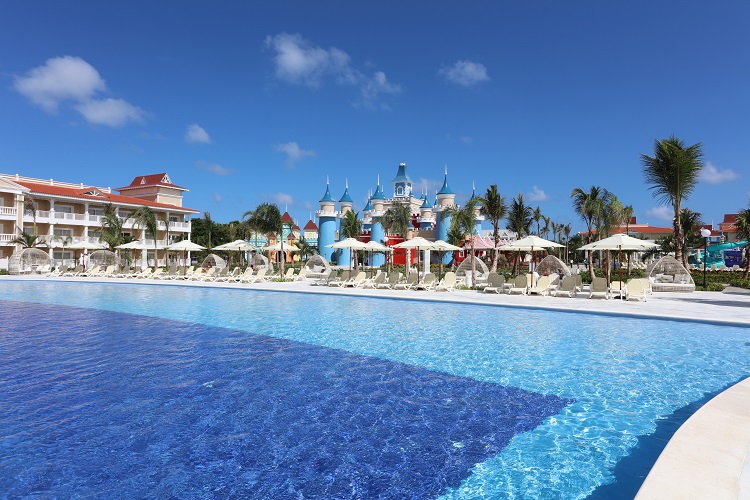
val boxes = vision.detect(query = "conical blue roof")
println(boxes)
[363,197,374,211]
[319,184,335,203]
[437,175,454,195]
[391,163,412,183]
[339,187,353,204]
[420,194,431,209]
[371,184,386,200]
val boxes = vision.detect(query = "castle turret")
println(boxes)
[369,178,386,267]
[418,194,434,230]
[470,183,484,236]
[391,163,413,199]
[434,167,456,264]
[337,182,354,267]
[316,181,337,261]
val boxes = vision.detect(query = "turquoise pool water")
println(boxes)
[1,280,749,498]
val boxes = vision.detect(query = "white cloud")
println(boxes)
[417,178,443,196]
[699,162,740,184]
[265,32,401,108]
[275,141,317,168]
[75,98,145,127]
[14,56,146,127]
[195,160,232,176]
[645,206,673,222]
[212,192,223,204]
[460,136,473,145]
[439,60,490,87]
[266,192,294,207]
[185,124,211,144]
[303,201,314,211]
[527,185,549,202]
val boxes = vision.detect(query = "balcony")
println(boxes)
[0,233,15,244]
[0,207,17,219]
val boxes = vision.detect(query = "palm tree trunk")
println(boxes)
[470,243,476,288]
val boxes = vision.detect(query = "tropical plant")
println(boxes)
[377,200,412,239]
[203,211,214,250]
[479,185,507,272]
[23,195,38,235]
[507,193,533,237]
[296,237,318,263]
[571,186,607,271]
[99,203,128,251]
[532,206,543,236]
[11,228,46,248]
[735,203,750,278]
[340,210,362,269]
[132,206,159,270]
[680,208,704,264]
[250,203,284,274]
[641,135,705,266]
[442,197,481,286]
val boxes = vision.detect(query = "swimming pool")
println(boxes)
[1,281,749,498]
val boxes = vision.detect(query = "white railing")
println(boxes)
[0,233,16,242]
[0,207,17,217]
[169,221,190,230]
[143,239,168,247]
[53,212,86,222]
[89,214,102,223]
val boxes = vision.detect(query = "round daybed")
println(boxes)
[645,255,695,292]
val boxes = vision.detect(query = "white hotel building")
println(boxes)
[0,172,199,266]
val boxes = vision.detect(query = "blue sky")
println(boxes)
[2,1,748,232]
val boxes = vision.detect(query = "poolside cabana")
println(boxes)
[535,255,571,278]
[304,254,331,279]
[248,252,272,272]
[644,255,695,292]
[455,254,490,285]
[8,248,51,274]
[200,253,227,271]
[89,250,117,269]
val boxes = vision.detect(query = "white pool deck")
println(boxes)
[5,275,750,498]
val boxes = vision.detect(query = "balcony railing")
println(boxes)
[0,233,16,243]
[0,207,17,217]
[54,212,86,221]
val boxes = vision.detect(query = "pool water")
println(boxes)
[1,281,749,498]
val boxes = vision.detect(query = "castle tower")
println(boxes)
[470,182,485,236]
[337,181,354,267]
[418,193,434,230]
[316,181,337,261]
[434,167,456,264]
[391,163,413,199]
[369,178,386,267]
[362,192,374,231]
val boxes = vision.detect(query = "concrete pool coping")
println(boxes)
[4,275,750,497]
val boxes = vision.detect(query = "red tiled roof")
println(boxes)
[281,211,294,223]
[16,180,199,213]
[292,224,300,231]
[117,173,187,191]
[303,219,318,231]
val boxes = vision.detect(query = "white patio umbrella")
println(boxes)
[327,238,369,273]
[393,236,436,283]
[115,240,148,269]
[69,240,106,251]
[165,240,206,269]
[213,240,256,268]
[579,233,659,291]
[506,235,564,275]
[364,240,389,277]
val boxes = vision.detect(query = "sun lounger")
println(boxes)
[483,273,505,294]
[393,273,418,290]
[589,277,610,299]
[435,272,457,292]
[475,272,497,291]
[294,267,308,281]
[528,275,553,296]
[363,271,386,288]
[626,278,647,301]
[343,271,367,288]
[413,273,437,291]
[192,267,215,280]
[553,276,578,297]
[47,265,68,277]
[78,265,101,277]
[508,275,529,295]
[328,270,351,287]
[609,280,627,299]
[282,268,295,280]
[311,269,337,286]
[134,268,154,279]
[214,267,241,282]
[377,271,402,289]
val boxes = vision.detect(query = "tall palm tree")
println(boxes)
[251,203,284,274]
[735,204,750,278]
[132,206,159,270]
[641,135,705,266]
[542,216,551,240]
[376,200,412,272]
[23,195,38,236]
[443,197,481,287]
[532,206,543,236]
[340,210,362,269]
[296,237,318,263]
[100,203,128,251]
[203,211,214,250]
[11,229,46,249]
[507,193,533,274]
[571,186,606,271]
[563,224,572,263]
[479,184,507,272]
[680,208,703,263]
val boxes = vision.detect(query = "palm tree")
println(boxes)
[203,211,214,250]
[563,224,572,263]
[641,136,705,266]
[507,193,533,274]
[11,229,46,249]
[443,197,481,287]
[541,216,551,240]
[340,210,362,269]
[376,200,412,273]
[735,204,750,278]
[251,203,284,275]
[23,195,38,236]
[479,185,507,272]
[571,186,606,271]
[679,208,703,266]
[100,203,128,251]
[532,206,543,236]
[296,237,318,263]
[132,206,159,270]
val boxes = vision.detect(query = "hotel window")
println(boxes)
[56,205,73,214]
[88,229,102,238]
[89,208,104,216]
[23,225,35,235]
[53,228,73,237]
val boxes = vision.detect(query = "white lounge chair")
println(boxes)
[328,270,351,287]
[609,280,627,299]
[343,271,367,288]
[553,276,578,297]
[377,271,402,289]
[589,277,610,299]
[435,272,457,292]
[413,273,437,291]
[528,275,553,296]
[483,273,505,294]
[363,271,386,288]
[393,273,418,290]
[626,278,648,301]
[508,275,529,295]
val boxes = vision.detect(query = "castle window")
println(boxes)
[396,186,403,196]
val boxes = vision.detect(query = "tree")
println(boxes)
[100,203,128,251]
[132,206,159,270]
[507,193,533,274]
[641,136,705,267]
[443,197,481,287]
[376,200,412,273]
[203,211,214,250]
[479,185,507,272]
[340,210,362,269]
[532,206,543,236]
[296,237,318,263]
[571,186,607,271]
[734,204,750,278]
[679,208,703,265]
[23,195,38,236]
[249,203,284,274]
[11,228,46,249]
